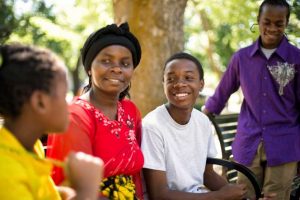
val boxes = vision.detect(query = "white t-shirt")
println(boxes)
[142,105,217,193]
[261,46,276,59]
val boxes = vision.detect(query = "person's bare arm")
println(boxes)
[203,164,227,190]
[143,168,247,200]
[204,164,276,200]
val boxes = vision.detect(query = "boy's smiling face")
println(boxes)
[258,5,288,49]
[163,58,204,110]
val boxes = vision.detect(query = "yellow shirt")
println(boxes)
[0,127,61,200]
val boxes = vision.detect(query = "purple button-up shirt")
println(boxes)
[205,36,300,166]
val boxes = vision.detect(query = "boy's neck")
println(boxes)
[165,104,192,125]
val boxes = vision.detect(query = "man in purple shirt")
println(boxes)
[203,0,300,199]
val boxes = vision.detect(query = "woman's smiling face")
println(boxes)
[163,58,204,110]
[90,45,134,96]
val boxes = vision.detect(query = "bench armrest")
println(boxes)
[207,157,262,199]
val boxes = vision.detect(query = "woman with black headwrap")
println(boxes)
[46,22,144,200]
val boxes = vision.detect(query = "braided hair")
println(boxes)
[0,44,60,118]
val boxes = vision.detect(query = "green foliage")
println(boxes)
[288,0,300,41]
[184,0,300,94]
[184,0,259,75]
[293,0,300,19]
[3,0,299,94]
[0,0,55,44]
[4,0,113,93]
[214,24,234,70]
[0,0,16,43]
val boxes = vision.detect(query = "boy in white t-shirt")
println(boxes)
[141,52,275,200]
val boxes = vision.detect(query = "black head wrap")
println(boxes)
[81,22,141,73]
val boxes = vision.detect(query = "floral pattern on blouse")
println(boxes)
[75,99,136,142]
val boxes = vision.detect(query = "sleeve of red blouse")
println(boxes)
[46,105,94,185]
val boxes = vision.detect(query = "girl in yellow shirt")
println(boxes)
[0,44,103,200]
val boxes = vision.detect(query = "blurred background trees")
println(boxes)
[1,0,300,115]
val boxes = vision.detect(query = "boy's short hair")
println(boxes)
[258,0,291,23]
[164,52,204,80]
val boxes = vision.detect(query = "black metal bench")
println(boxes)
[206,157,262,199]
[209,113,300,200]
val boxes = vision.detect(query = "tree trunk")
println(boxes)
[113,0,188,116]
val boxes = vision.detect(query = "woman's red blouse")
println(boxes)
[46,97,144,199]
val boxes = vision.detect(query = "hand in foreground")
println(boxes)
[218,183,247,200]
[57,186,76,200]
[64,152,104,200]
